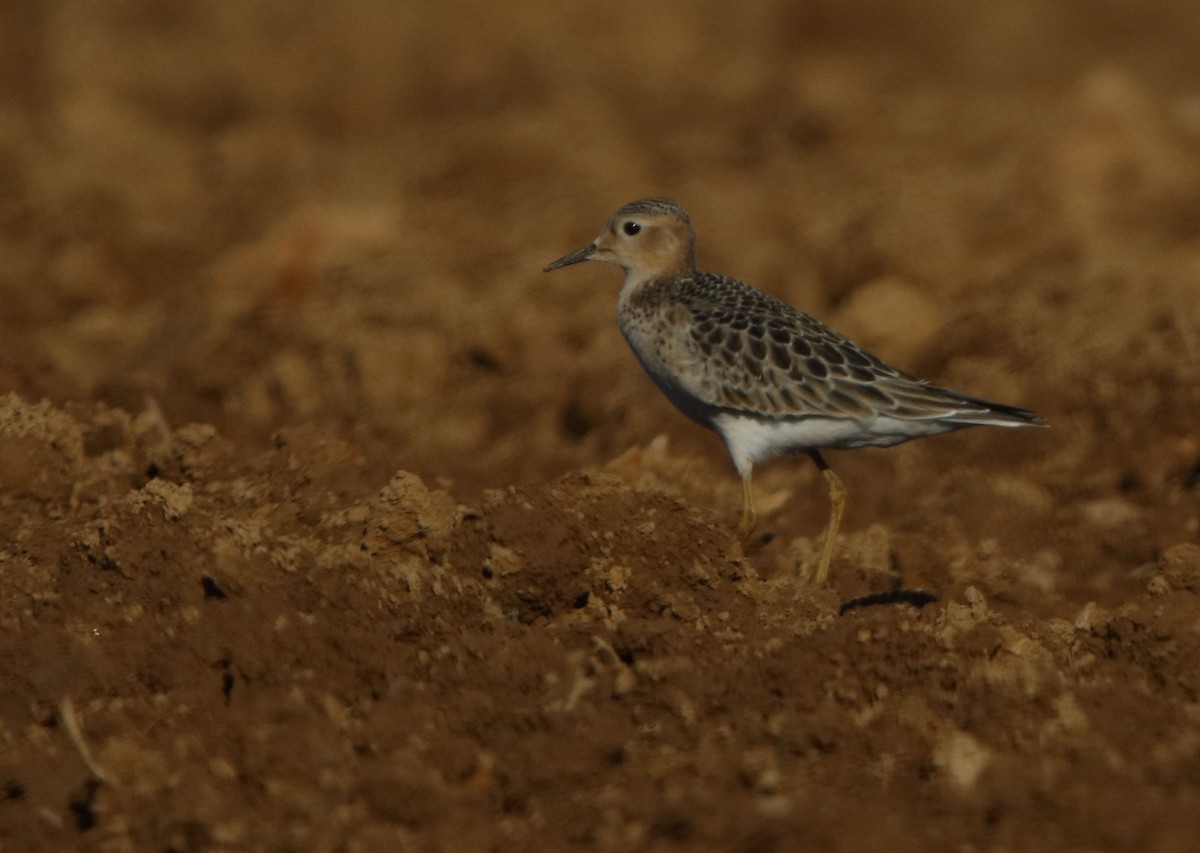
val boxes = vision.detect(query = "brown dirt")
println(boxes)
[2,2,1200,850]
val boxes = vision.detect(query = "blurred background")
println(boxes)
[3,5,1200,847]
[0,0,1197,572]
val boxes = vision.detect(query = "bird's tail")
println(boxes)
[935,388,1046,429]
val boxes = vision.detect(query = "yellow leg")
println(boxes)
[736,472,757,543]
[810,467,847,586]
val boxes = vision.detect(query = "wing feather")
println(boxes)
[659,273,1040,427]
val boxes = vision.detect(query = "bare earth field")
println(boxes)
[2,2,1200,850]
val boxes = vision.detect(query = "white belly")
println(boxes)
[712,412,953,476]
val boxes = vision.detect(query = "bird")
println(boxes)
[544,198,1045,584]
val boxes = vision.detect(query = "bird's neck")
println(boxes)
[618,269,653,302]
[618,269,668,310]
[618,267,693,314]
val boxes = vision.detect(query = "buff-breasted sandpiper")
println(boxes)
[544,198,1045,585]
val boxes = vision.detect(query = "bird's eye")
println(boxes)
[622,221,642,236]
